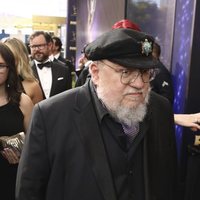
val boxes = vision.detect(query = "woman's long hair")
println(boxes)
[4,37,36,81]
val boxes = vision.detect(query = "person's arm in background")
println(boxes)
[174,113,200,131]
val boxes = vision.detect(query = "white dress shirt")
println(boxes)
[35,60,52,98]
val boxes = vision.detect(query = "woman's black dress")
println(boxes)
[0,102,24,200]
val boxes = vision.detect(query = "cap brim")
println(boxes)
[109,56,159,69]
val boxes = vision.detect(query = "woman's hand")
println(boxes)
[174,113,200,131]
[1,148,20,164]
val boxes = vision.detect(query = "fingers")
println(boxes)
[191,127,198,131]
[190,122,200,131]
[2,148,20,164]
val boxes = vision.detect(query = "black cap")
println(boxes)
[84,28,159,69]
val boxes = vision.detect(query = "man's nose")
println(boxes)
[128,73,146,88]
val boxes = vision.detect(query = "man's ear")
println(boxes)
[89,62,100,84]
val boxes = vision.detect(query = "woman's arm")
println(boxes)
[1,94,34,164]
[174,113,200,131]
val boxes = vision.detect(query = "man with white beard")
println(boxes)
[16,28,178,200]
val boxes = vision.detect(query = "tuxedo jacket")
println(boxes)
[16,81,177,200]
[32,61,72,98]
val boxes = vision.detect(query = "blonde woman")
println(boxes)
[4,37,43,104]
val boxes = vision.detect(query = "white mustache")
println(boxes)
[123,88,144,95]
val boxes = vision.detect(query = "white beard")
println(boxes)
[97,88,150,126]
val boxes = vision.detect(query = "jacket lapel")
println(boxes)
[142,120,150,200]
[49,63,56,97]
[142,105,153,200]
[32,64,39,80]
[75,85,117,200]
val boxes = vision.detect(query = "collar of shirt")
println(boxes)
[34,59,51,67]
[54,52,60,60]
[49,54,55,61]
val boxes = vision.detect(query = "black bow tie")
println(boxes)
[37,61,51,69]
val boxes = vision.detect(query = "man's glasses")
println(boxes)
[99,61,156,84]
[29,43,47,50]
[0,63,8,71]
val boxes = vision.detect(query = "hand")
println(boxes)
[174,113,200,131]
[1,148,20,164]
[77,55,87,70]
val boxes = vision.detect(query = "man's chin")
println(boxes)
[35,54,43,59]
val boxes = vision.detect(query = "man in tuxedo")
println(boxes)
[52,36,75,73]
[16,28,177,200]
[29,31,72,99]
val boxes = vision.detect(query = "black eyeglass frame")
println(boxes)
[99,60,157,84]
[29,43,48,50]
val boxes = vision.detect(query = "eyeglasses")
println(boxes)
[0,63,8,71]
[99,61,156,84]
[29,43,47,50]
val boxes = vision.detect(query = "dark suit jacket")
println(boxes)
[16,81,177,200]
[56,56,75,73]
[151,61,174,105]
[32,61,72,98]
[75,65,90,87]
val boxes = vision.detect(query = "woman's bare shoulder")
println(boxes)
[22,80,44,104]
